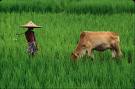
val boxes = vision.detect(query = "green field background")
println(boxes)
[0,0,135,13]
[0,0,135,89]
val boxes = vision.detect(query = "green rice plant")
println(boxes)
[0,0,134,14]
[0,12,134,88]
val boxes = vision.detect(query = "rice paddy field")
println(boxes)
[0,0,135,89]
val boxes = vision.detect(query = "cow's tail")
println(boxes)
[117,36,120,42]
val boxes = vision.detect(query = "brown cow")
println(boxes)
[71,31,122,60]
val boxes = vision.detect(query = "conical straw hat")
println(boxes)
[20,21,42,28]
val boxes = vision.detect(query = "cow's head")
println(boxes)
[71,40,90,60]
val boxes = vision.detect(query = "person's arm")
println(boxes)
[25,31,29,42]
[32,32,36,41]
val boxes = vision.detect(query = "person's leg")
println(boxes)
[28,43,32,54]
[31,42,38,56]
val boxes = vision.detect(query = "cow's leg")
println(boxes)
[112,42,122,58]
[115,43,122,57]
[111,49,117,58]
[91,51,94,59]
[86,48,94,59]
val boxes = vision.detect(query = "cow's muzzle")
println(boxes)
[71,53,78,60]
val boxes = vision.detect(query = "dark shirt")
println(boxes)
[25,30,36,42]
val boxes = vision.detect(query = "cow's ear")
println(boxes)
[80,32,86,38]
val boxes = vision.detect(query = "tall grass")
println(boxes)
[0,0,134,14]
[0,12,134,88]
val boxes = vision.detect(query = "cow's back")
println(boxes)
[81,31,119,40]
[80,31,119,47]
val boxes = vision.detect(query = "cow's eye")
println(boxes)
[82,44,86,47]
[76,53,79,56]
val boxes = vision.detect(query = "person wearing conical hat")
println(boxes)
[20,21,42,56]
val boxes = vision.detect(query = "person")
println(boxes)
[20,21,42,56]
[25,28,38,56]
